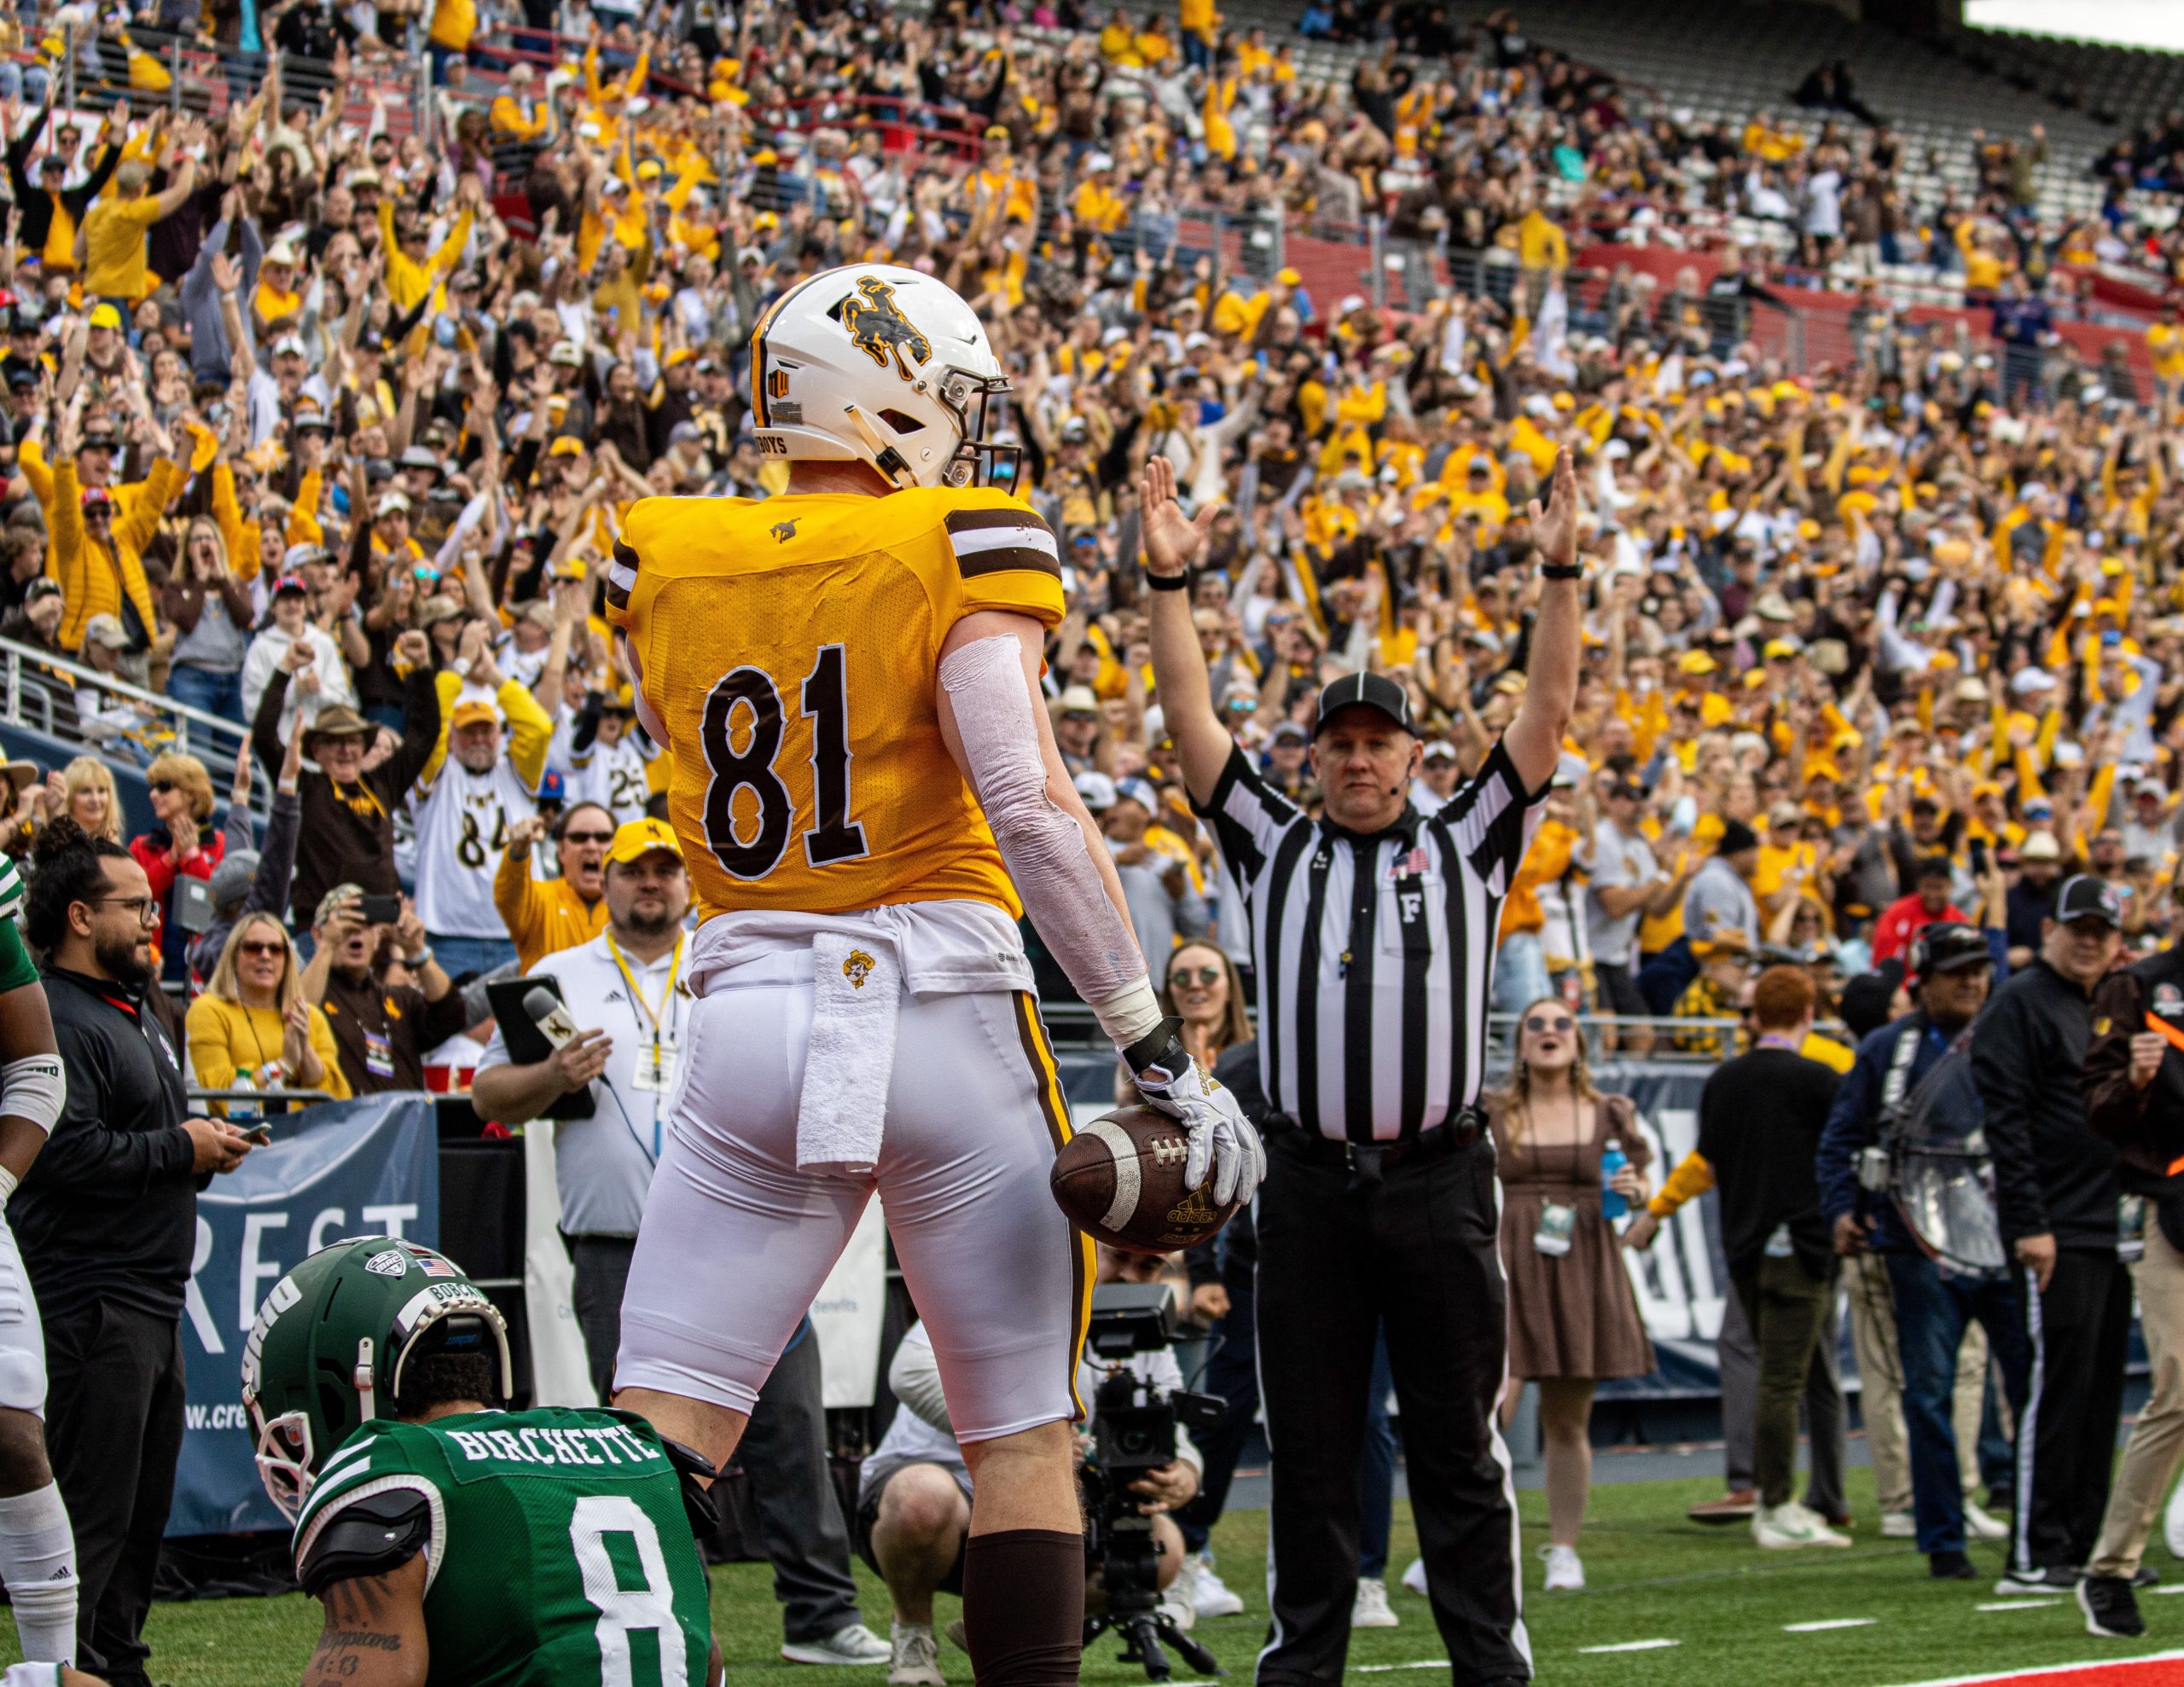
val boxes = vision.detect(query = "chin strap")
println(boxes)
[841,404,918,489]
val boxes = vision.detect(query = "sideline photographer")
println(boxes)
[1815,920,2025,1583]
[859,1248,1204,1686]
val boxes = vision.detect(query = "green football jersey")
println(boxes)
[293,1406,712,1687]
[0,856,34,994]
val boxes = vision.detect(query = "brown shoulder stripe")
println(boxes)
[956,547,1062,580]
[944,507,1061,579]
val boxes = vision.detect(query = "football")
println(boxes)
[1050,1104,1246,1255]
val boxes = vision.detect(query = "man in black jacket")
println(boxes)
[1698,964,1848,1551]
[251,627,442,934]
[3,100,122,266]
[2076,922,2184,1636]
[12,821,254,1687]
[1972,873,2129,1597]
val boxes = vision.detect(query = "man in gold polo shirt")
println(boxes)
[494,802,614,971]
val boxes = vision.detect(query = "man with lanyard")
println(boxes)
[1816,920,2028,1584]
[470,818,891,1667]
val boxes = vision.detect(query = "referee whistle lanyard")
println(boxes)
[603,928,683,1159]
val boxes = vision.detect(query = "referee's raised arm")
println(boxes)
[1502,447,1583,793]
[1140,455,1236,809]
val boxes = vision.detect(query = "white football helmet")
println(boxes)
[749,264,1019,490]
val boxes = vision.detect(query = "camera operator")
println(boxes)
[859,1246,1202,1687]
[2073,919,2184,1637]
[1815,921,2026,1582]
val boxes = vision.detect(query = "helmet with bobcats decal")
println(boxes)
[749,264,1019,490]
[240,1237,512,1522]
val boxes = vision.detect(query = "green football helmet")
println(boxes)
[241,1237,514,1522]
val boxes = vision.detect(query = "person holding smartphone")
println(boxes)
[296,885,468,1096]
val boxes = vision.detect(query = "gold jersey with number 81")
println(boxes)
[604,486,1065,924]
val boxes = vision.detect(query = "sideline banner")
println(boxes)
[169,1093,440,1538]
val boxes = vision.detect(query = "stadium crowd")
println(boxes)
[1,0,2183,1674]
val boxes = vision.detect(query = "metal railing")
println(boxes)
[189,1085,336,1113]
[0,633,265,815]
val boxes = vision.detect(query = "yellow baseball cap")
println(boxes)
[448,699,499,729]
[88,302,123,330]
[605,818,682,868]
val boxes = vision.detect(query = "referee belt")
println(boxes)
[1264,1109,1484,1187]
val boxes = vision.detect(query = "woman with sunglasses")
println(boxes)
[127,752,229,981]
[185,913,349,1115]
[1161,941,1251,1073]
[1488,998,1653,1594]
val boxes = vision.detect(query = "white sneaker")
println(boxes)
[1351,1575,1399,1627]
[784,1621,893,1665]
[887,1623,944,1687]
[1881,1510,1917,1539]
[1965,1499,2011,1542]
[1191,1552,1245,1619]
[1752,1500,1852,1549]
[1400,1557,1428,1596]
[1541,1544,1586,1591]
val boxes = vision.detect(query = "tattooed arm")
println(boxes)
[302,1557,429,1687]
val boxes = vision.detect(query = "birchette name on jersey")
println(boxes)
[440,1423,665,1471]
[943,508,1061,579]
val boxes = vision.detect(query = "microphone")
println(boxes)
[523,986,579,1051]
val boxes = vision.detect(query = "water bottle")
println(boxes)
[231,1066,259,1125]
[1600,1139,1629,1222]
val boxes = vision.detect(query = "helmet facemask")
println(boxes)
[933,368,1022,492]
[847,364,1020,491]
[250,1404,316,1524]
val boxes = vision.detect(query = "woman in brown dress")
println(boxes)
[1487,998,1655,1592]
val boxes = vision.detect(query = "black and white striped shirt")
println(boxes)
[1195,740,1546,1143]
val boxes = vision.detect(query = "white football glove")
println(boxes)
[1124,1023,1266,1206]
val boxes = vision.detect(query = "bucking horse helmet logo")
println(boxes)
[834,276,932,380]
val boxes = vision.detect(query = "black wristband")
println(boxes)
[1146,571,1191,591]
[1539,563,1582,580]
[1121,1017,1188,1080]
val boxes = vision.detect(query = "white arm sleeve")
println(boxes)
[938,635,1157,1035]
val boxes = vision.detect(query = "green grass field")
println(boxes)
[21,1472,2184,1685]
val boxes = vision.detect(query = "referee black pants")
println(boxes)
[1256,1131,1525,1685]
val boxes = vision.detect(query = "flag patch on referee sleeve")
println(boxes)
[603,542,639,612]
[944,507,1061,579]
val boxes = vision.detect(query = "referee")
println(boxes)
[1142,452,1577,1687]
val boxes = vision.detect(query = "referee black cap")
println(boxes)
[1313,671,1417,739]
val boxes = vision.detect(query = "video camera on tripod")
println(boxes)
[1080,1283,1227,1682]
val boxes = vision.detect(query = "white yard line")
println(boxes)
[1974,1599,2063,1612]
[1577,1639,1682,1653]
[1351,1663,1453,1673]
[1785,1618,1877,1632]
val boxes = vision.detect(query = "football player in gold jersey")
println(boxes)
[605,264,1261,1686]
